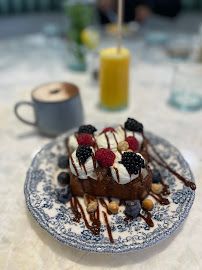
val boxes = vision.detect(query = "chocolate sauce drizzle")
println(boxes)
[71,197,101,235]
[124,210,154,227]
[139,210,154,227]
[111,132,118,147]
[149,192,169,205]
[146,139,196,191]
[102,211,114,243]
[104,133,110,149]
[113,166,120,183]
[99,198,112,215]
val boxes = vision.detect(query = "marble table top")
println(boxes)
[0,34,202,270]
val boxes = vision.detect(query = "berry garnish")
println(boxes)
[124,118,143,133]
[125,136,139,151]
[125,200,141,218]
[77,133,95,147]
[76,145,92,164]
[57,172,70,185]
[119,152,145,174]
[58,186,72,203]
[95,148,115,168]
[101,127,116,134]
[78,124,97,135]
[58,155,69,169]
[152,169,161,183]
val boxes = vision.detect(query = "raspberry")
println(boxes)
[76,145,92,164]
[101,127,116,134]
[124,118,143,133]
[119,152,145,174]
[95,148,115,168]
[77,133,95,147]
[125,136,139,151]
[78,125,97,135]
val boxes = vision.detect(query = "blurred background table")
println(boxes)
[0,10,202,270]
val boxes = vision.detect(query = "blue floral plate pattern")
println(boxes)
[24,129,195,253]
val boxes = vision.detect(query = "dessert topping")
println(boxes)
[117,141,129,152]
[78,124,97,135]
[125,136,139,151]
[142,199,154,210]
[152,169,161,183]
[108,201,119,214]
[125,200,141,218]
[124,118,143,133]
[119,152,145,175]
[76,145,92,164]
[58,155,69,169]
[151,183,163,194]
[101,127,116,134]
[77,133,95,147]
[58,186,72,203]
[96,131,122,151]
[87,201,98,213]
[95,148,116,168]
[57,172,70,185]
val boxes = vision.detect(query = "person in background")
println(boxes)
[98,0,181,24]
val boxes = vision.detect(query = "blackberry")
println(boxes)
[124,118,143,133]
[78,125,97,135]
[120,152,145,174]
[58,155,69,169]
[76,145,92,164]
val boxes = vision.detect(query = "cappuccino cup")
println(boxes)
[14,82,84,136]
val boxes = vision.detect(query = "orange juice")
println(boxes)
[100,47,130,110]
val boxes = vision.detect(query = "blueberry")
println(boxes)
[58,186,72,203]
[125,200,141,218]
[57,172,70,185]
[58,155,69,169]
[152,169,161,183]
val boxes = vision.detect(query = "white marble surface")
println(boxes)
[0,34,202,270]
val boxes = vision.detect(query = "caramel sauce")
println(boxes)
[102,211,114,244]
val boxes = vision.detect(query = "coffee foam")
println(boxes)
[32,82,79,102]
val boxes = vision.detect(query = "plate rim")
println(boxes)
[24,129,195,253]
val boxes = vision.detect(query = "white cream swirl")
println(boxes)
[68,134,78,152]
[110,153,147,184]
[69,148,98,179]
[116,125,143,146]
[96,131,122,151]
